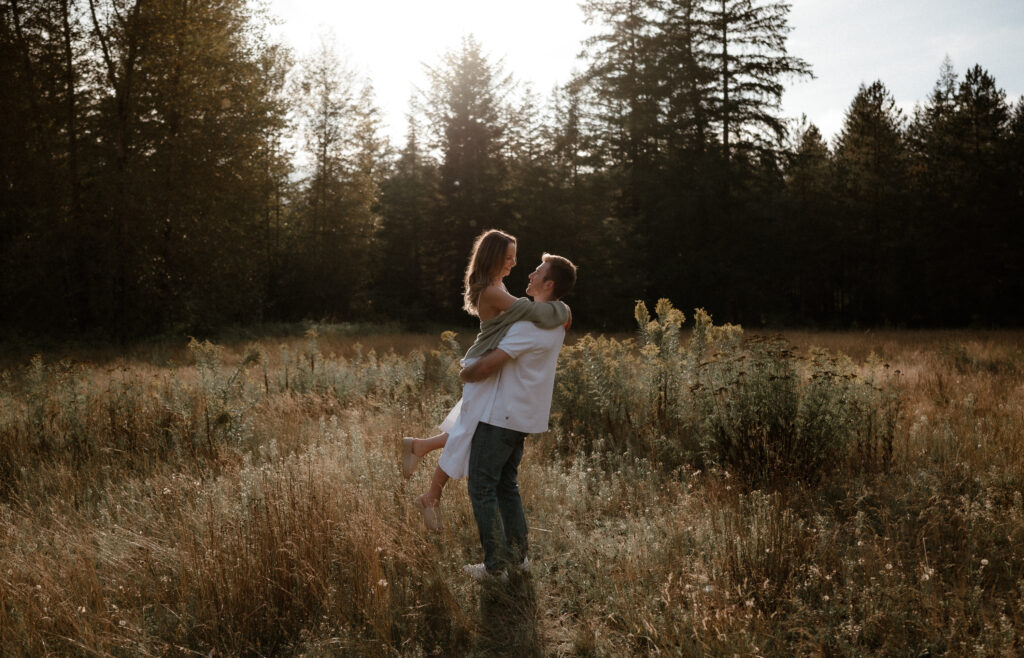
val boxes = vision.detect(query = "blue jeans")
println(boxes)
[468,422,529,573]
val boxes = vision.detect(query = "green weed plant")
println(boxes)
[554,299,900,483]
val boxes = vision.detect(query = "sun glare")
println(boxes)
[267,0,1024,145]
[268,0,590,141]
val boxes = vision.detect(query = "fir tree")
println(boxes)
[290,36,386,320]
[421,36,514,318]
[833,81,908,323]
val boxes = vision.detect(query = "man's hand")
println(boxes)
[460,348,512,383]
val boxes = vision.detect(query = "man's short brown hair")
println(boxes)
[542,253,577,299]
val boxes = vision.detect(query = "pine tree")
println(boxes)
[502,83,544,255]
[0,0,93,329]
[907,59,969,322]
[659,0,716,156]
[1006,98,1024,321]
[907,60,959,224]
[573,0,810,318]
[289,36,386,320]
[1009,98,1024,200]
[127,0,293,330]
[376,113,439,322]
[952,65,1013,321]
[577,0,662,221]
[421,36,514,318]
[255,43,296,321]
[955,65,1010,197]
[702,0,811,160]
[833,81,908,323]
[574,0,665,308]
[783,119,836,321]
[68,0,290,334]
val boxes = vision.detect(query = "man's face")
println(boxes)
[525,261,552,298]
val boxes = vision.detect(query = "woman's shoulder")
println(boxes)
[479,284,518,306]
[481,282,509,295]
[477,284,521,322]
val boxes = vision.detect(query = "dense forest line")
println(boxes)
[2,0,1022,338]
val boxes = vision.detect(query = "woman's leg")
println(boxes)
[412,432,448,457]
[401,432,449,479]
[416,466,449,531]
[418,466,449,506]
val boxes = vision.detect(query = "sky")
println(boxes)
[267,0,1024,146]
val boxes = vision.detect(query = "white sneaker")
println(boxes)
[462,563,508,583]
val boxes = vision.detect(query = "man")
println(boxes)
[458,253,577,580]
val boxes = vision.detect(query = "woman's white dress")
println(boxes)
[435,356,500,479]
[431,297,569,480]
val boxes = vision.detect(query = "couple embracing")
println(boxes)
[401,229,577,581]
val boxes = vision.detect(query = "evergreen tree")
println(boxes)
[421,36,514,319]
[702,0,811,161]
[128,0,292,331]
[1006,98,1024,320]
[0,0,93,329]
[575,0,664,307]
[544,82,634,327]
[576,0,662,228]
[1009,98,1024,203]
[503,84,553,268]
[951,65,1013,322]
[375,113,439,323]
[907,58,969,322]
[289,36,386,320]
[0,0,291,336]
[577,0,662,174]
[573,0,810,319]
[782,119,836,322]
[255,43,296,321]
[833,81,908,323]
[907,61,1017,322]
[907,56,959,198]
[659,0,715,155]
[955,65,1010,196]
[5,4,1023,334]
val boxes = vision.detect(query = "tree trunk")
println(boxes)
[90,0,145,341]
[60,0,89,327]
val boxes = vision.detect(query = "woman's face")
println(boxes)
[500,242,517,278]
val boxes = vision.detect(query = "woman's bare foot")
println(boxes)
[401,437,422,478]
[416,493,443,531]
[401,433,449,478]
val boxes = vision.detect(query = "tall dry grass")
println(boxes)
[1,319,1023,655]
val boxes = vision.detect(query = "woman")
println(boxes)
[401,229,569,531]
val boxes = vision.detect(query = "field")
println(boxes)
[1,316,1023,656]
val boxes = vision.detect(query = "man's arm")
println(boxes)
[460,348,512,383]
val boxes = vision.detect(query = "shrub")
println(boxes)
[691,331,900,483]
[552,333,650,454]
[693,335,803,483]
[554,299,902,483]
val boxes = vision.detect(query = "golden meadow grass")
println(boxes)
[1,314,1023,656]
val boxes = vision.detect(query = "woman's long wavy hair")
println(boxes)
[462,229,516,316]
